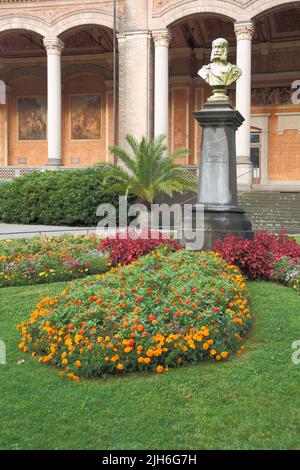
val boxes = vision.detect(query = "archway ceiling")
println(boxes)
[0,26,113,58]
[61,26,113,54]
[0,30,45,58]
[170,7,300,49]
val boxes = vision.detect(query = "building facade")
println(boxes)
[0,0,299,191]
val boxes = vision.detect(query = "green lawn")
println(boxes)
[294,235,300,244]
[0,280,299,450]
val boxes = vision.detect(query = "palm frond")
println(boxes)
[108,145,137,174]
[97,134,196,205]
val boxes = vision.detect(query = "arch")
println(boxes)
[0,15,50,37]
[6,66,46,84]
[152,0,242,28]
[247,0,300,19]
[53,10,123,37]
[62,63,111,82]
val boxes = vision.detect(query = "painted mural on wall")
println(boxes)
[71,95,101,140]
[18,97,47,141]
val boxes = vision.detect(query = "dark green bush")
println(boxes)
[0,169,134,226]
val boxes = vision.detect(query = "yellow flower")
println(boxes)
[117,363,124,371]
[221,351,229,359]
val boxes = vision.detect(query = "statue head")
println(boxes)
[210,38,229,62]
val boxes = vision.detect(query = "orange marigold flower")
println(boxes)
[146,349,153,357]
[117,363,124,371]
[156,365,164,374]
[221,351,229,359]
[215,355,221,361]
[75,360,81,368]
[203,342,209,350]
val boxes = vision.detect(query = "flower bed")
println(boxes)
[272,257,300,292]
[18,249,253,380]
[0,235,108,287]
[213,231,300,291]
[0,232,180,287]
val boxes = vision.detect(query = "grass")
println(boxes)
[0,280,299,450]
[294,235,300,244]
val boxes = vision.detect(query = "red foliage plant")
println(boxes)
[212,231,300,281]
[99,229,181,265]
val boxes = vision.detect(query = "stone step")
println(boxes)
[238,191,300,233]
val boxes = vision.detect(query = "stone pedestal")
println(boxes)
[190,101,253,249]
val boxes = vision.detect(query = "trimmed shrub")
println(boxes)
[213,231,300,281]
[0,169,135,226]
[99,229,181,265]
[18,249,253,380]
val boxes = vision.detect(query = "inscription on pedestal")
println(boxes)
[206,152,227,164]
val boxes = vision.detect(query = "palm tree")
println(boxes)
[97,134,197,207]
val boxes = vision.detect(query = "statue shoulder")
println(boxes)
[198,64,211,79]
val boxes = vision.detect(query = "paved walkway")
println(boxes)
[0,223,97,239]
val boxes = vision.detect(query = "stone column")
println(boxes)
[152,30,171,148]
[43,37,64,166]
[0,80,8,166]
[117,31,153,149]
[234,21,254,190]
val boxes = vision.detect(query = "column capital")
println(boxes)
[234,21,254,41]
[152,29,172,47]
[43,37,64,55]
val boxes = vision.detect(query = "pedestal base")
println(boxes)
[183,205,253,250]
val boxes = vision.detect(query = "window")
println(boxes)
[250,131,261,180]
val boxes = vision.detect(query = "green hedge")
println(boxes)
[0,169,133,226]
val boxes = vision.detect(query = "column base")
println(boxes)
[237,155,253,191]
[47,159,62,168]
